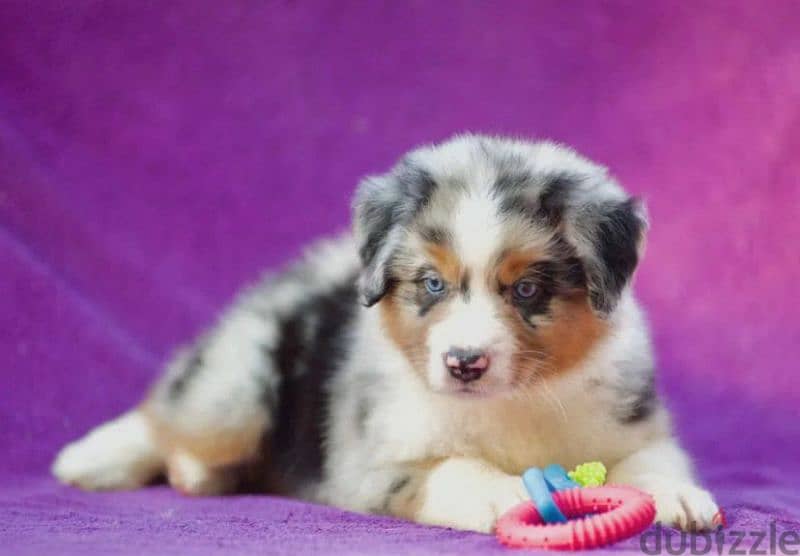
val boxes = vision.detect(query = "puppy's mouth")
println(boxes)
[436,379,510,399]
[453,384,488,397]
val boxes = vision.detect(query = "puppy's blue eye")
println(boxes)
[513,280,536,299]
[424,276,445,294]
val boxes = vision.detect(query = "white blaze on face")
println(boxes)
[450,192,504,271]
[425,192,516,394]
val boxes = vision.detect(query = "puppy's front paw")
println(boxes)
[417,472,529,533]
[644,477,720,531]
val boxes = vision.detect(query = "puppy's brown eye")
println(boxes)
[513,280,536,299]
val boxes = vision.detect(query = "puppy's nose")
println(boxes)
[444,347,489,383]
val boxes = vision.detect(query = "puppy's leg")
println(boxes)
[52,410,163,490]
[608,438,719,531]
[383,458,528,533]
[163,450,240,496]
[142,314,277,496]
[54,305,277,495]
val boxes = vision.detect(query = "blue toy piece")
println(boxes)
[522,464,580,524]
[543,464,579,492]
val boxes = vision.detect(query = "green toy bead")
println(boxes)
[568,461,607,487]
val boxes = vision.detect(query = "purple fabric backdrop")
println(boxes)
[1,2,798,554]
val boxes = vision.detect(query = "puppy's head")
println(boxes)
[353,135,646,397]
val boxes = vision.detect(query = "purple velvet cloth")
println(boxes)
[1,2,798,554]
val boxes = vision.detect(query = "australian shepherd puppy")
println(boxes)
[53,134,718,532]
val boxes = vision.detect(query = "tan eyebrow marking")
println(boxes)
[495,248,544,285]
[423,242,462,286]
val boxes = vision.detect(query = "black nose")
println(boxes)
[443,347,490,383]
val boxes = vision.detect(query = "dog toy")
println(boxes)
[495,462,656,550]
[568,461,606,487]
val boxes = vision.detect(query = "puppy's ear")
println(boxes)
[352,163,437,306]
[352,174,403,307]
[563,196,648,315]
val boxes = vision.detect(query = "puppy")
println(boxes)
[53,134,718,532]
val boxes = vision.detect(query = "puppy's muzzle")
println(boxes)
[444,347,489,383]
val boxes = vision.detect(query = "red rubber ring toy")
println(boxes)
[495,485,656,550]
